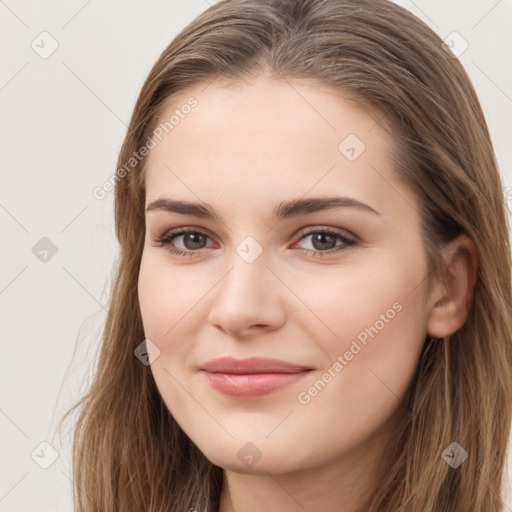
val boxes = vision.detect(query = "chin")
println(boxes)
[206,451,292,475]
[190,433,310,475]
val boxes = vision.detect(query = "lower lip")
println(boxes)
[202,371,311,398]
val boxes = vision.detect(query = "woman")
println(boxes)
[60,0,512,510]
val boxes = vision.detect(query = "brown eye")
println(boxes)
[152,226,358,258]
[294,228,357,258]
[179,232,208,250]
[152,228,214,256]
[308,232,338,251]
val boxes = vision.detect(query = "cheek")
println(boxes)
[302,305,425,457]
[138,253,207,343]
[293,260,428,445]
[286,252,426,354]
[137,252,215,396]
[138,257,200,422]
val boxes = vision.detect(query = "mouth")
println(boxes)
[199,357,314,398]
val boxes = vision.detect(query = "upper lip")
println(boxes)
[200,357,313,374]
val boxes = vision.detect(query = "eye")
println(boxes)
[151,226,358,258]
[292,228,357,258]
[151,228,214,257]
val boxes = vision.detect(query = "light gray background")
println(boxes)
[1,1,511,510]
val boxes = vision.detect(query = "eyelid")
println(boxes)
[152,224,357,244]
[153,227,217,248]
[150,224,216,242]
[294,224,358,241]
[151,224,359,259]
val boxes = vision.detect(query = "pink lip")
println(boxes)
[200,357,313,398]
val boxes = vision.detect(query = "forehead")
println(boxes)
[151,75,386,150]
[143,76,412,218]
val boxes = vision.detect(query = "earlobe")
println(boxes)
[426,234,478,338]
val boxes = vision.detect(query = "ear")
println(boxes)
[426,234,478,338]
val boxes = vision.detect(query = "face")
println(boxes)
[138,74,433,475]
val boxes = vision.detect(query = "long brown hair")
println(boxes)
[58,0,512,510]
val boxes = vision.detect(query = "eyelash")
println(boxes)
[151,227,358,258]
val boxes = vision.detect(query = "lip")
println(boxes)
[200,357,313,398]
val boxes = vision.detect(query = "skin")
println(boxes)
[137,73,477,512]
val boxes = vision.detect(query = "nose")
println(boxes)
[207,255,286,338]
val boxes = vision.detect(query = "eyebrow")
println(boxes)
[145,196,380,221]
